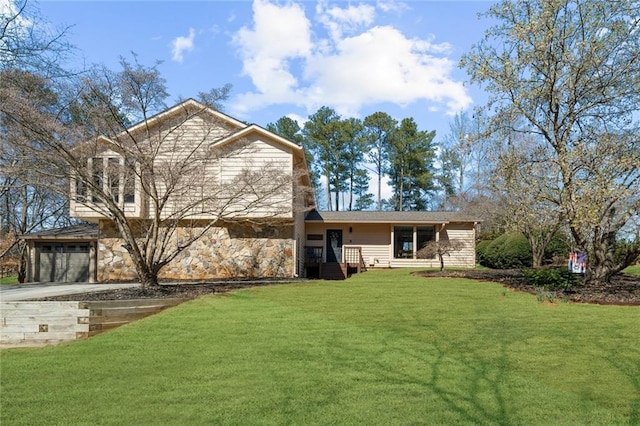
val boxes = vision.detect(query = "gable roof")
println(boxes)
[213,124,305,160]
[125,98,246,136]
[21,223,98,240]
[305,210,482,224]
[211,123,313,192]
[73,99,316,206]
[73,99,247,155]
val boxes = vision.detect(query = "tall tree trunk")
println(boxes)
[18,187,28,283]
[334,176,340,212]
[377,168,382,211]
[17,242,27,283]
[326,170,332,211]
[399,168,404,211]
[585,231,617,285]
[531,248,544,268]
[348,172,354,211]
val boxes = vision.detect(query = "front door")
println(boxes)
[326,229,343,263]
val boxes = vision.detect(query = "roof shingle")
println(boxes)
[304,210,481,223]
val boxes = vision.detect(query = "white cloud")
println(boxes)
[232,0,471,118]
[285,113,308,127]
[376,0,410,14]
[171,28,195,63]
[232,0,312,113]
[316,0,375,41]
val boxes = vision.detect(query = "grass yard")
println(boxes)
[0,275,18,285]
[625,264,640,276]
[1,269,639,425]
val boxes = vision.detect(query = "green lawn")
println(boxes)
[0,275,18,285]
[2,269,639,425]
[624,264,640,276]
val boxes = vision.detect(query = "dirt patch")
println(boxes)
[415,269,640,305]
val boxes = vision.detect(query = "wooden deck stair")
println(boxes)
[319,263,348,280]
[304,246,367,280]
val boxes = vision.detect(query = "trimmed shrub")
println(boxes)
[476,240,492,266]
[479,232,532,269]
[523,268,580,290]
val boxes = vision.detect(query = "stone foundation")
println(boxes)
[98,220,294,282]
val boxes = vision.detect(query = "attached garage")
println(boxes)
[22,224,98,283]
[37,243,91,282]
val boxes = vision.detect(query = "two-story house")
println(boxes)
[22,99,481,283]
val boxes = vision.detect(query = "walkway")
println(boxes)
[0,282,140,302]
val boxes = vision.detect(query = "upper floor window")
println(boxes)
[76,179,87,201]
[81,156,136,204]
[124,158,136,203]
[91,157,103,202]
[108,158,120,203]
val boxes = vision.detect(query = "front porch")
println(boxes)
[304,246,367,280]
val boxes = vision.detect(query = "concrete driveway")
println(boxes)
[0,282,140,302]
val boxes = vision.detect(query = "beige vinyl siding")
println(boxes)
[345,223,391,267]
[304,221,477,269]
[218,136,294,219]
[304,223,391,265]
[70,111,303,223]
[439,223,476,267]
[149,116,226,219]
[389,223,476,268]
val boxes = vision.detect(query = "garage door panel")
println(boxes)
[37,243,91,283]
[66,245,90,282]
[54,245,66,282]
[39,245,55,282]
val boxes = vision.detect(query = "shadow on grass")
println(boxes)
[597,337,640,423]
[324,331,513,424]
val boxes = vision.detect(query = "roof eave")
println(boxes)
[304,219,453,224]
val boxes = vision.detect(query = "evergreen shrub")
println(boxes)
[523,268,580,290]
[478,232,532,269]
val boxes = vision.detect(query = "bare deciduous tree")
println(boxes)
[494,134,564,268]
[1,0,76,282]
[0,0,72,74]
[417,238,466,271]
[462,0,640,283]
[1,71,74,282]
[2,57,310,288]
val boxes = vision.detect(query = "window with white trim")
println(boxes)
[393,225,436,259]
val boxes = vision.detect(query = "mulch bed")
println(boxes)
[33,279,301,302]
[415,269,640,306]
[35,271,640,306]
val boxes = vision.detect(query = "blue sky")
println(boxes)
[29,0,495,141]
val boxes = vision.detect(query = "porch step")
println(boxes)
[320,263,347,280]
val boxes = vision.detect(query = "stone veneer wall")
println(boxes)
[98,220,294,281]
